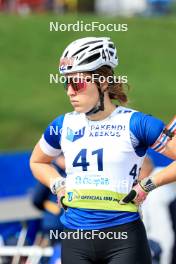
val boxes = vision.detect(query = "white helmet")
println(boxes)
[59,37,118,74]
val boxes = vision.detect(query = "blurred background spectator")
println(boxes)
[95,0,147,16]
[31,182,63,264]
[146,0,172,15]
[0,0,175,15]
[31,183,63,246]
[29,157,66,263]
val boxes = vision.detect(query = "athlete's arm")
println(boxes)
[30,142,63,188]
[160,135,176,160]
[150,161,176,186]
[150,115,176,157]
[30,115,66,197]
[150,124,176,186]
[120,161,176,206]
[55,154,66,170]
[138,156,154,181]
[120,114,176,205]
[149,116,176,186]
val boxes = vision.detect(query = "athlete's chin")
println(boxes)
[73,105,89,113]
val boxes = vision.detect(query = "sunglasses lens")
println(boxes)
[73,79,85,91]
[63,78,89,92]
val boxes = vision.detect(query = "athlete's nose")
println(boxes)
[67,84,76,96]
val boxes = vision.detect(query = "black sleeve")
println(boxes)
[31,182,50,211]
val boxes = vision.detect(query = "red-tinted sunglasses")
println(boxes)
[63,77,92,93]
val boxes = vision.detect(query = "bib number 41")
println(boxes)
[73,148,103,171]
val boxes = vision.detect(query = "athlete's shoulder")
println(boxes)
[130,111,165,147]
[39,114,66,156]
[50,113,65,126]
[39,111,83,156]
[130,111,164,128]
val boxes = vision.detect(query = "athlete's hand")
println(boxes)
[119,184,148,206]
[50,177,67,209]
[57,187,66,208]
[119,177,157,206]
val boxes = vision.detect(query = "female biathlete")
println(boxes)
[30,37,176,264]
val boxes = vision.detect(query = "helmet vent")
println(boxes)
[78,53,100,65]
[72,46,88,57]
[64,51,69,57]
[79,52,86,60]
[89,45,103,52]
[109,44,115,49]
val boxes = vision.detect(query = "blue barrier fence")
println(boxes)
[0,152,37,198]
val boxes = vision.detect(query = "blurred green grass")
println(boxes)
[0,14,176,151]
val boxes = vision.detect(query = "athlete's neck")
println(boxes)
[87,103,116,121]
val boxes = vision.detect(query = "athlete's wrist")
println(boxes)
[50,177,66,195]
[139,177,157,193]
